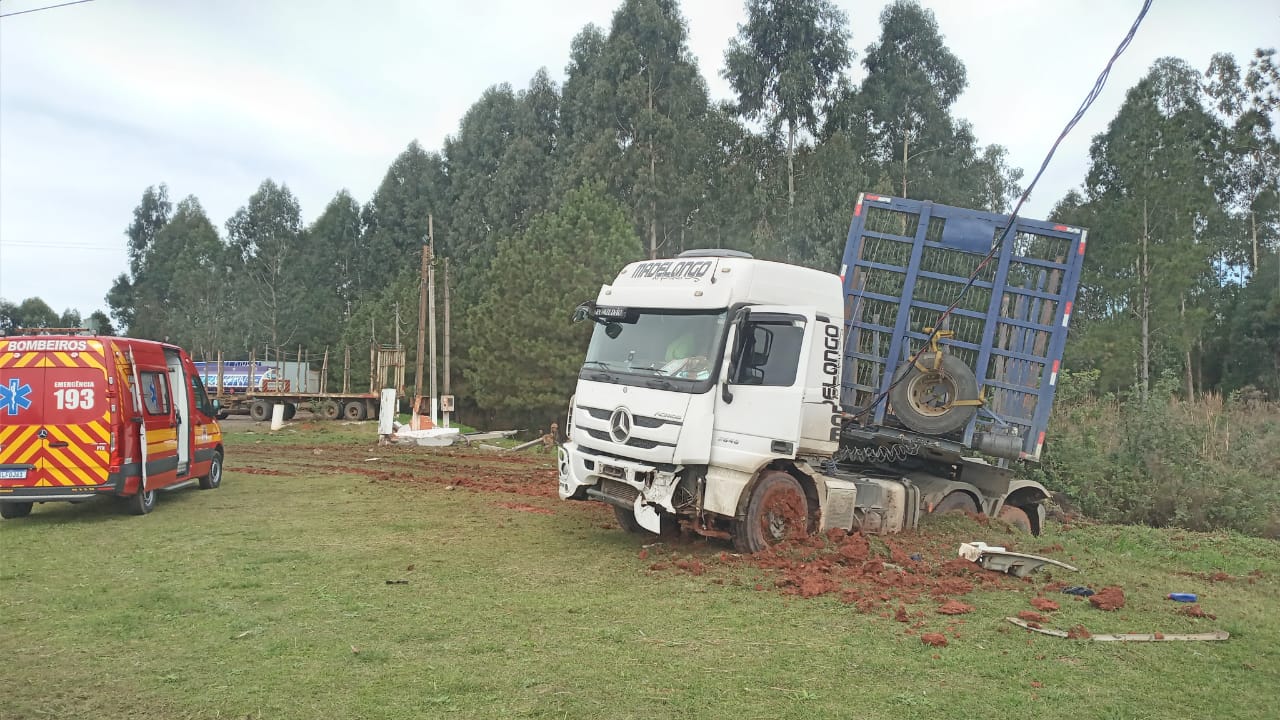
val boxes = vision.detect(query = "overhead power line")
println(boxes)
[0,0,95,19]
[855,0,1154,421]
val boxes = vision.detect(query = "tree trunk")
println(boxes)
[787,119,796,209]
[1140,200,1151,400]
[1181,296,1194,398]
[1251,209,1258,275]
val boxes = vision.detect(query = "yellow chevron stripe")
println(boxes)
[67,421,107,445]
[13,431,43,465]
[46,427,105,478]
[14,352,39,368]
[45,447,106,484]
[43,463,75,487]
[0,425,39,462]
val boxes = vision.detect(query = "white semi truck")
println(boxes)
[558,194,1086,552]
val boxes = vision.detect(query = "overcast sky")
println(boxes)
[1,0,1276,317]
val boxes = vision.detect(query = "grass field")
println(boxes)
[2,421,1278,719]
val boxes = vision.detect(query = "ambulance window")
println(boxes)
[190,374,214,416]
[140,372,171,416]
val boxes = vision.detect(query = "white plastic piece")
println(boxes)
[270,403,286,430]
[378,388,397,436]
[958,541,1006,562]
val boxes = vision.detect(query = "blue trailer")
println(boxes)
[836,193,1086,465]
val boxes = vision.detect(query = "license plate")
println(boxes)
[0,469,28,480]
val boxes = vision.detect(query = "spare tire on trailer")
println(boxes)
[249,399,272,422]
[888,351,978,436]
[343,400,367,421]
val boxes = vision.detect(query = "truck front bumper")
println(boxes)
[558,442,679,533]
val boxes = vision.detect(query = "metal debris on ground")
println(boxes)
[957,541,1078,578]
[1005,616,1228,642]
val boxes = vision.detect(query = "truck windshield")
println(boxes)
[583,310,727,384]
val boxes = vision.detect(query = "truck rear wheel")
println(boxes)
[733,471,811,554]
[0,502,33,519]
[343,400,367,421]
[889,351,978,436]
[932,491,979,515]
[998,504,1033,532]
[320,400,341,420]
[126,488,156,516]
[249,400,271,422]
[283,404,297,421]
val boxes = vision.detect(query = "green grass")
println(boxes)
[2,423,1278,719]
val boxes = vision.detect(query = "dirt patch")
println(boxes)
[920,633,948,647]
[1181,604,1217,619]
[1018,610,1048,623]
[494,502,553,515]
[234,467,294,476]
[937,600,974,615]
[1030,597,1060,612]
[1089,586,1126,611]
[1066,624,1092,639]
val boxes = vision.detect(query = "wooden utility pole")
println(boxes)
[443,257,452,427]
[428,214,439,425]
[415,236,429,410]
[342,346,351,394]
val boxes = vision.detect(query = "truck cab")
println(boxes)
[560,195,1086,552]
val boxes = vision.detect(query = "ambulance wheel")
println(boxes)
[888,351,978,435]
[249,400,271,422]
[733,471,812,554]
[343,400,367,421]
[0,502,33,519]
[283,403,297,420]
[127,488,157,516]
[320,400,341,420]
[199,450,223,490]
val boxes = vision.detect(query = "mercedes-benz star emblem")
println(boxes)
[609,407,633,444]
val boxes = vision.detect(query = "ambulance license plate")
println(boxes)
[0,469,28,480]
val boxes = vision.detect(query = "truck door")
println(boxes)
[165,351,192,476]
[0,359,45,488]
[710,306,814,473]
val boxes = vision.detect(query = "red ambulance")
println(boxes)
[0,333,224,518]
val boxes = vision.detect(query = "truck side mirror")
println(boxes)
[722,307,750,404]
[571,301,594,324]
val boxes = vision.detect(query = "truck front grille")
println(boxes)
[599,479,639,506]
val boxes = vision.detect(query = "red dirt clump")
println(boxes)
[1036,544,1064,553]
[894,605,910,622]
[920,633,948,647]
[1066,625,1092,639]
[1018,610,1047,623]
[1031,681,1044,689]
[1026,621,1042,629]
[1089,586,1126,611]
[1181,604,1216,619]
[934,578,974,596]
[638,549,649,560]
[1043,581,1068,592]
[1208,571,1231,582]
[1030,597,1060,612]
[1154,632,1164,640]
[494,502,552,515]
[673,558,706,576]
[937,600,974,615]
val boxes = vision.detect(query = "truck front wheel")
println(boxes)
[249,400,271,422]
[343,401,367,421]
[733,471,811,554]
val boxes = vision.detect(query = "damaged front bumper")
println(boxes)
[558,441,680,534]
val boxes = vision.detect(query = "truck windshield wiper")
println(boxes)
[583,360,612,371]
[644,378,676,390]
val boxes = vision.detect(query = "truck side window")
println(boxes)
[732,321,805,387]
[140,372,171,416]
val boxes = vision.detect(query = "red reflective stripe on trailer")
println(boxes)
[1062,301,1073,327]
[1049,359,1060,386]
[839,263,847,282]
[1054,224,1069,231]
[1078,238,1087,255]
[853,199,864,217]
